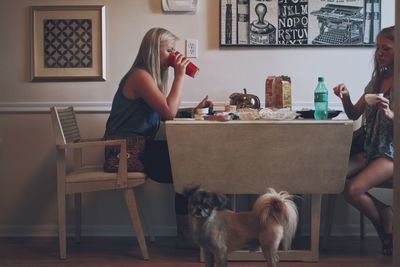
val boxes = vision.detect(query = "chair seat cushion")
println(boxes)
[66,165,146,183]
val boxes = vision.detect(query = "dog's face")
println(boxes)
[183,187,228,218]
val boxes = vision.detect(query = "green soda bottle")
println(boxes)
[314,77,328,120]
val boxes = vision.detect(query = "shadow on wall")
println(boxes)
[207,0,219,50]
[148,0,162,14]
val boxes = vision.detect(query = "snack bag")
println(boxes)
[265,76,292,109]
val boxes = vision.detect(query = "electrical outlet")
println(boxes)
[185,39,198,58]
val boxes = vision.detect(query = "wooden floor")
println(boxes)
[0,236,392,267]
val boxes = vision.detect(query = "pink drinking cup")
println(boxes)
[168,51,199,78]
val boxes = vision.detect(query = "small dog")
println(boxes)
[183,187,298,267]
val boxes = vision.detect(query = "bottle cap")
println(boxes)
[318,77,324,82]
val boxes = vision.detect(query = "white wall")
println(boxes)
[0,0,395,237]
[0,0,395,107]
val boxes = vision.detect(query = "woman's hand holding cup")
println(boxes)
[375,94,393,120]
[168,51,200,78]
[169,52,189,77]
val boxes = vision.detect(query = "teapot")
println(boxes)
[229,88,260,109]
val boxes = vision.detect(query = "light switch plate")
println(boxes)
[185,39,198,58]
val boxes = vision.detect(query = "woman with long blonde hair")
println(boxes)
[104,28,203,243]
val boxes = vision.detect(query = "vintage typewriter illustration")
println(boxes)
[311,4,364,45]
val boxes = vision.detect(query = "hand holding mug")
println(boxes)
[376,94,393,120]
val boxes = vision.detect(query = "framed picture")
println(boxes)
[220,0,381,47]
[30,5,106,81]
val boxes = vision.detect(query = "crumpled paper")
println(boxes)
[258,108,297,120]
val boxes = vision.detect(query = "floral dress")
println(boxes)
[363,80,394,162]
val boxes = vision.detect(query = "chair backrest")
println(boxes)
[50,107,81,145]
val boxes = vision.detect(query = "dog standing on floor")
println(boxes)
[183,187,298,267]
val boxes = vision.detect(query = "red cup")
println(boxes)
[168,51,199,78]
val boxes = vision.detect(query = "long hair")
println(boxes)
[372,26,395,92]
[128,28,178,94]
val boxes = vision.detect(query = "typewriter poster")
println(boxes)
[220,0,381,46]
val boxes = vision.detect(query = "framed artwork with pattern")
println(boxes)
[30,5,106,81]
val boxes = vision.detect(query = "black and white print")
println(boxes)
[219,0,381,46]
[220,0,237,45]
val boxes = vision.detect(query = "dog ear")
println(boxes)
[182,185,200,197]
[213,193,228,209]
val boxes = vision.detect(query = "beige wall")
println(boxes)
[0,0,395,237]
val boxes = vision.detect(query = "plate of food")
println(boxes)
[296,109,342,119]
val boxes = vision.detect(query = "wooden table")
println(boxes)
[165,119,353,262]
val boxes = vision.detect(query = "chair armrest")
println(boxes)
[56,139,126,149]
[80,137,104,142]
[57,139,129,188]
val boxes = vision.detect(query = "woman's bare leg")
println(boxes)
[347,153,367,177]
[344,157,393,253]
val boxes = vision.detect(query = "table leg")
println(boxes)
[310,194,322,261]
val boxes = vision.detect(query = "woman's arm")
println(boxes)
[333,83,365,120]
[341,93,365,120]
[124,55,189,120]
[164,53,190,117]
[123,69,177,120]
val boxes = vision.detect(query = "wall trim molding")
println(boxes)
[0,101,112,113]
[0,101,344,113]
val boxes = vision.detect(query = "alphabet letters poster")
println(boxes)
[220,0,381,46]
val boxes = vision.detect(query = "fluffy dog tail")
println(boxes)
[253,188,298,250]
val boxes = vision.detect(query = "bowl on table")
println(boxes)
[296,110,342,119]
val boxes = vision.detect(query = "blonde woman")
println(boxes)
[104,28,201,243]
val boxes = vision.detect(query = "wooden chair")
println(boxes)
[50,106,149,260]
[322,178,393,250]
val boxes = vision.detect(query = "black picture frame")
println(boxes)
[220,0,381,47]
